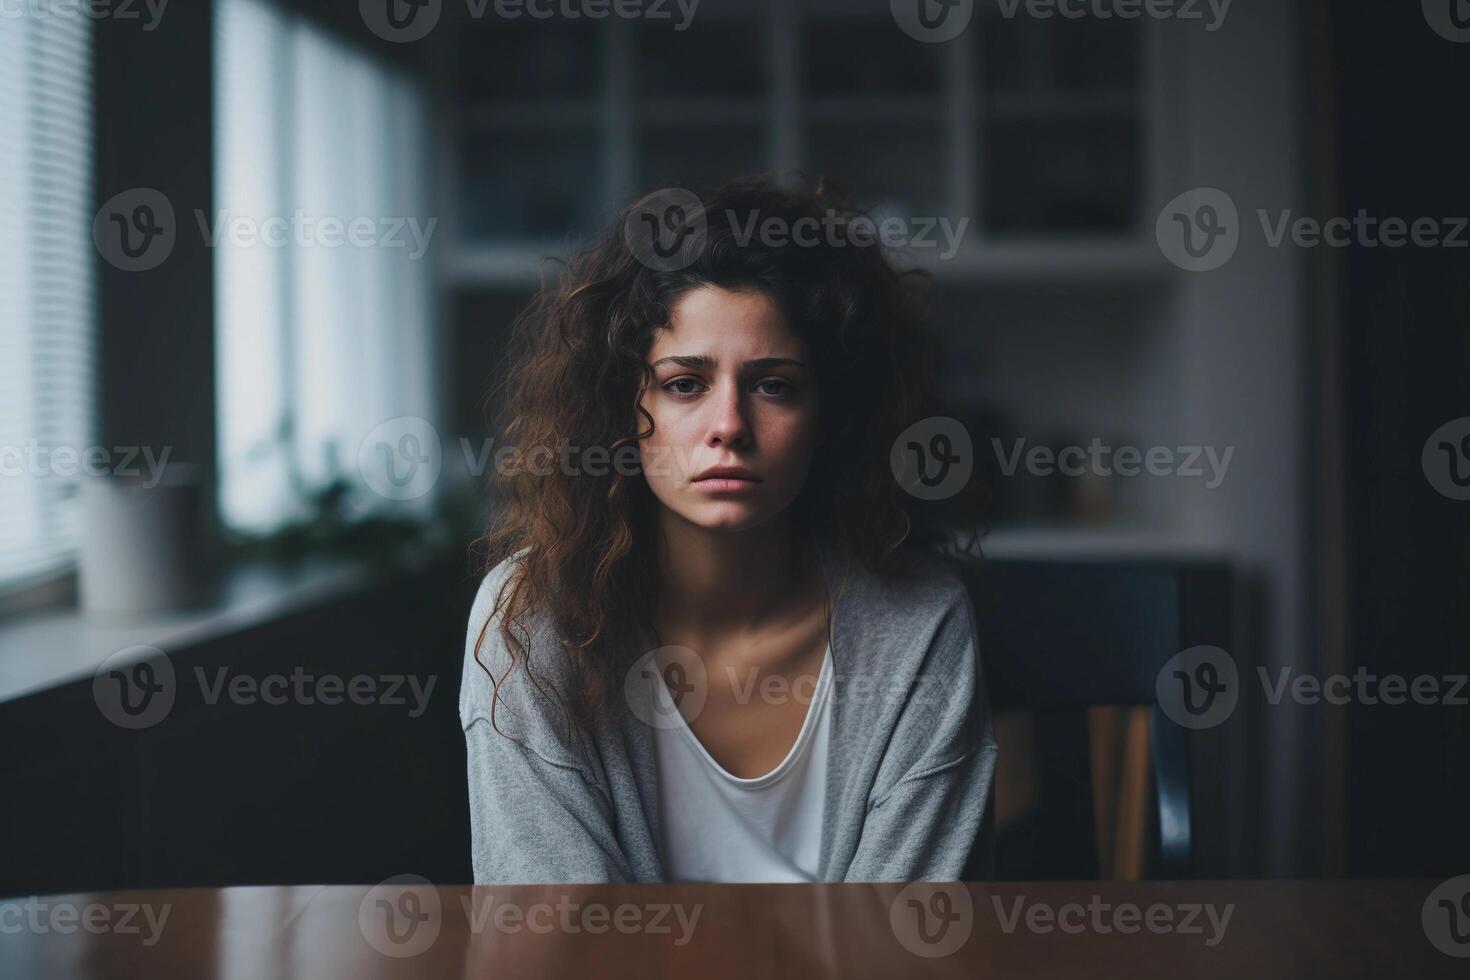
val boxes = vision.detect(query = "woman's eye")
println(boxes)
[664,377,704,396]
[755,378,793,397]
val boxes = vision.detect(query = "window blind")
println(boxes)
[0,6,96,593]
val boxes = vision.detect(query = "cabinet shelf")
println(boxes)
[448,15,1167,283]
[980,524,1220,561]
[449,239,1173,289]
[900,240,1170,283]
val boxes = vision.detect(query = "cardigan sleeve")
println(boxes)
[842,586,998,881]
[459,560,634,884]
[462,716,634,883]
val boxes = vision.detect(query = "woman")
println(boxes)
[459,176,996,883]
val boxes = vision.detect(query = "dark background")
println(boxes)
[0,0,1466,895]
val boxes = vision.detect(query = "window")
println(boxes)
[214,0,436,534]
[0,9,96,593]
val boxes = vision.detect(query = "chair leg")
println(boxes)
[1112,708,1152,880]
[1088,706,1122,878]
[1088,706,1153,880]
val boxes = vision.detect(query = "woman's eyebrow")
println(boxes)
[649,355,807,370]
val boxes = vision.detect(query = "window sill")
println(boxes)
[0,553,444,709]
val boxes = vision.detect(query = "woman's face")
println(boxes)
[638,285,820,533]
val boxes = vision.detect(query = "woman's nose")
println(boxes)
[704,383,751,448]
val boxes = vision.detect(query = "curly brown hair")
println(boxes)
[471,174,980,732]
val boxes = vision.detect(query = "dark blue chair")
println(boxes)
[961,557,1234,880]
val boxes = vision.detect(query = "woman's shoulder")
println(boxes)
[459,551,580,732]
[824,545,981,693]
[463,552,528,672]
[830,545,976,633]
[825,547,987,772]
[464,553,528,651]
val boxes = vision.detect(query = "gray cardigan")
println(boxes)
[458,543,997,883]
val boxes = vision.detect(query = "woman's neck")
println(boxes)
[652,510,819,639]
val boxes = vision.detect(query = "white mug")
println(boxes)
[79,463,209,615]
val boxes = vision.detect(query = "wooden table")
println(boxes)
[0,880,1461,978]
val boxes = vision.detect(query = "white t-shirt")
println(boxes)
[652,645,833,882]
